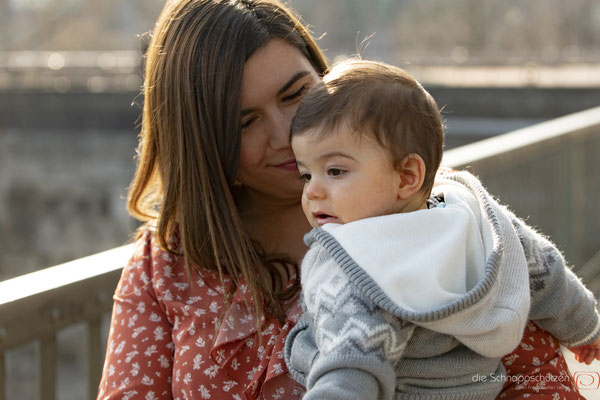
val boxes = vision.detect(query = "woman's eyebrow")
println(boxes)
[277,71,312,95]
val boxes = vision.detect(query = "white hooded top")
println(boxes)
[316,179,530,358]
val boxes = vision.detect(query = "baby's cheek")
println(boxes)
[301,192,312,220]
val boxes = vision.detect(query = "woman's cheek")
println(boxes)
[238,130,267,178]
[286,101,301,125]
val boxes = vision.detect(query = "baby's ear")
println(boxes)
[397,153,426,200]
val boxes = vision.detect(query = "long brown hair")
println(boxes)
[128,0,327,323]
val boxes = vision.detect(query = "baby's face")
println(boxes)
[292,127,404,227]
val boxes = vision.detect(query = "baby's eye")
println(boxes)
[327,168,345,177]
[299,173,311,182]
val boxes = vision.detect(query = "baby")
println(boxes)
[284,59,600,399]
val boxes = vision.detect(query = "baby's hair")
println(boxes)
[291,58,445,197]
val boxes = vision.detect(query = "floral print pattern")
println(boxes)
[97,231,305,400]
[499,322,584,399]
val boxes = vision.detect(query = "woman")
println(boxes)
[97,1,583,399]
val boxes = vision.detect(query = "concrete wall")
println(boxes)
[0,127,137,280]
[0,91,140,280]
[1,86,599,280]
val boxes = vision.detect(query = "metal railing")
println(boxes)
[1,106,599,400]
[0,246,133,400]
[443,105,600,273]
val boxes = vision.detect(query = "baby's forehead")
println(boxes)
[293,126,393,158]
[292,119,370,145]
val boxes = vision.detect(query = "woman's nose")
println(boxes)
[268,109,293,150]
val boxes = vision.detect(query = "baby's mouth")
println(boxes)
[312,212,338,225]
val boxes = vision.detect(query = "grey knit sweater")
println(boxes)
[284,171,600,400]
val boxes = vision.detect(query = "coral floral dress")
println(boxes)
[98,231,305,400]
[98,229,583,400]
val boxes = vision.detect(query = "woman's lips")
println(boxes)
[273,160,298,171]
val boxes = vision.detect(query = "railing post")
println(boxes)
[39,335,56,400]
[88,318,102,400]
[0,244,131,400]
[0,350,5,400]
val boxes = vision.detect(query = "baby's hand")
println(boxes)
[569,337,600,365]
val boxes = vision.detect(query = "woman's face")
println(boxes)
[238,38,320,202]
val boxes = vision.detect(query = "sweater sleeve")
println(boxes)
[284,313,317,387]
[303,311,412,400]
[511,213,600,347]
[97,233,175,400]
[294,244,413,400]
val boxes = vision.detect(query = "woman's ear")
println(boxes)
[397,154,426,200]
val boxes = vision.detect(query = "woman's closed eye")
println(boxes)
[283,84,308,102]
[241,116,257,132]
[241,84,309,131]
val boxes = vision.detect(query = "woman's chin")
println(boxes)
[273,180,304,201]
[239,180,303,204]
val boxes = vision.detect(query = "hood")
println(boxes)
[321,181,491,313]
[306,176,529,357]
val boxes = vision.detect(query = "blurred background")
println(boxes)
[1,0,600,280]
[1,0,600,398]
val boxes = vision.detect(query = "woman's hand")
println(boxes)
[569,337,600,365]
